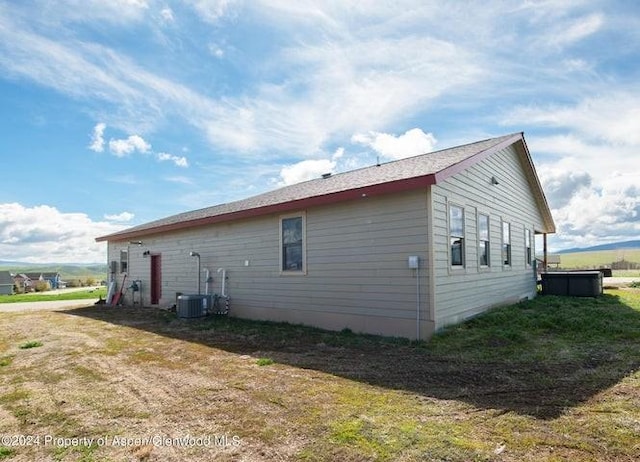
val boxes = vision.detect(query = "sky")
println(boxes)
[1,0,639,264]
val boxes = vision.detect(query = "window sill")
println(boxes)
[280,270,307,276]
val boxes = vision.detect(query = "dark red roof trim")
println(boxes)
[96,173,437,242]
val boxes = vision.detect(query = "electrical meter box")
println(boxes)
[408,256,419,269]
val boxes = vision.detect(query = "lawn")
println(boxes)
[0,290,639,461]
[0,288,106,304]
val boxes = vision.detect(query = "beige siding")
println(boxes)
[431,144,545,329]
[107,189,433,339]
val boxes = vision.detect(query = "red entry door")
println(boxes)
[150,254,161,305]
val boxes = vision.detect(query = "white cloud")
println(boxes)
[279,159,337,186]
[103,211,135,222]
[529,132,640,250]
[31,0,150,25]
[185,0,236,23]
[88,122,106,152]
[208,43,224,58]
[352,128,437,160]
[538,168,592,209]
[89,127,188,167]
[550,182,640,249]
[546,13,604,49]
[1,1,479,158]
[157,152,189,168]
[505,92,640,146]
[0,203,127,263]
[108,135,151,157]
[160,7,174,23]
[164,176,193,185]
[332,147,344,161]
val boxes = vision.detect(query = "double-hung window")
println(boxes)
[502,221,511,266]
[449,205,465,267]
[280,214,305,273]
[478,214,490,267]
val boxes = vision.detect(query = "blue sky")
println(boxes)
[1,0,639,263]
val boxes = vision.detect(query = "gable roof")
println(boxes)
[21,272,60,280]
[97,132,555,242]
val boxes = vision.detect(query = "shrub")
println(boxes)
[34,280,51,292]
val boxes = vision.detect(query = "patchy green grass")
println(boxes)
[0,290,639,461]
[0,446,15,459]
[18,340,43,349]
[0,287,106,304]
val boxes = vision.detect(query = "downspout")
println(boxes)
[543,233,548,272]
[204,268,210,295]
[217,268,226,297]
[190,252,201,294]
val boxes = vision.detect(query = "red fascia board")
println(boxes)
[96,174,436,243]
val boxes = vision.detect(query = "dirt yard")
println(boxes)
[1,294,639,461]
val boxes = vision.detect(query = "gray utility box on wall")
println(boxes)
[541,271,603,297]
[177,294,207,318]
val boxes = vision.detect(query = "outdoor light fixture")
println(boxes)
[142,250,151,257]
[491,176,499,185]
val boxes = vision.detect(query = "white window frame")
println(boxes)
[525,228,532,267]
[279,212,307,275]
[120,249,128,273]
[502,221,511,267]
[449,204,465,268]
[478,213,490,268]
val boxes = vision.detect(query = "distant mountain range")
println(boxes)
[0,261,105,267]
[0,262,107,278]
[558,240,640,254]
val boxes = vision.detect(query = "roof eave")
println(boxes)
[96,173,437,242]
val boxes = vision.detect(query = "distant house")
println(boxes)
[14,272,61,291]
[0,271,13,295]
[96,132,555,340]
[13,274,31,292]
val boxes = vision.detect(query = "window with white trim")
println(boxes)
[525,229,532,266]
[502,221,511,266]
[449,205,465,267]
[478,213,490,267]
[120,249,128,273]
[280,215,305,273]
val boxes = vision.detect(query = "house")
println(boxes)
[96,132,555,340]
[14,272,61,292]
[12,274,32,292]
[0,271,13,295]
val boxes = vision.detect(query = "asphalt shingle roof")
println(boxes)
[97,132,552,242]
